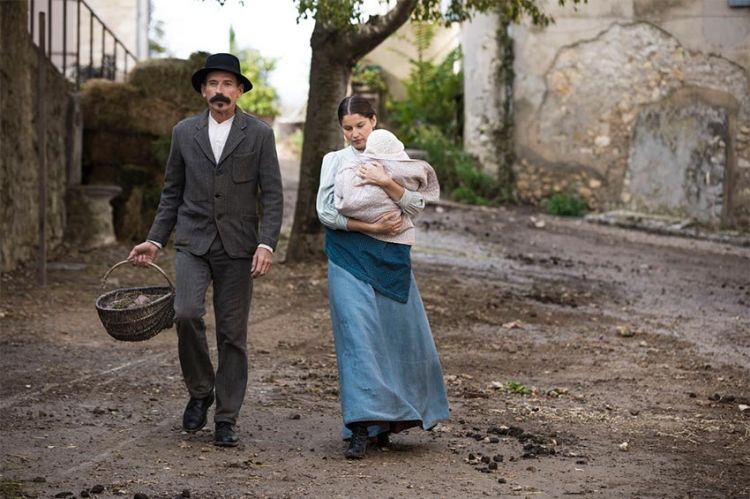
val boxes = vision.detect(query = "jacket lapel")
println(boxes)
[218,111,247,166]
[193,111,216,165]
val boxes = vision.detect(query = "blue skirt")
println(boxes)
[327,259,450,439]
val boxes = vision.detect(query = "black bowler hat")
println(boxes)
[191,53,253,94]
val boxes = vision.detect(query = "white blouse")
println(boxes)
[316,146,426,231]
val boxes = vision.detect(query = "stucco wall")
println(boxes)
[1,1,71,272]
[463,0,750,229]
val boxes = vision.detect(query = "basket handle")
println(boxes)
[101,260,175,290]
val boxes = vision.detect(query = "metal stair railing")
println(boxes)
[28,0,139,89]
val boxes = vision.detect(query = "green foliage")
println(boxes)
[542,193,588,217]
[384,22,499,206]
[229,26,280,118]
[149,18,168,57]
[507,381,532,395]
[294,0,364,26]
[292,0,587,29]
[387,46,463,145]
[0,479,24,499]
[289,129,304,156]
[351,63,387,92]
[151,136,172,168]
[411,125,501,205]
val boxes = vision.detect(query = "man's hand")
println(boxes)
[128,241,159,267]
[251,247,273,278]
[372,212,403,236]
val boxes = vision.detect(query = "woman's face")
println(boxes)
[341,113,377,151]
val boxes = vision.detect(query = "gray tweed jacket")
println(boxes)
[147,109,283,258]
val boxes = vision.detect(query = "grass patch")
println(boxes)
[507,381,532,395]
[542,193,587,217]
[0,479,26,499]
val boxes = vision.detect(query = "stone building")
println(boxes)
[463,0,750,229]
[1,0,146,272]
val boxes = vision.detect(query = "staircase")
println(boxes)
[27,0,140,89]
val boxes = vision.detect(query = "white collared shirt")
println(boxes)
[208,113,234,163]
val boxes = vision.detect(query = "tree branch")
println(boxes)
[346,0,419,61]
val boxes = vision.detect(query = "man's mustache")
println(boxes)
[209,94,231,104]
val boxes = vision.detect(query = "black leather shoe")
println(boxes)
[344,423,368,459]
[375,431,390,448]
[182,392,214,433]
[214,422,239,447]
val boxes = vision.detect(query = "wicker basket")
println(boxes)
[95,260,175,342]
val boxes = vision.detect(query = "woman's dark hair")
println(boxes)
[337,95,376,124]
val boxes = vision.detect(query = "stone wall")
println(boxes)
[463,0,750,229]
[1,2,71,272]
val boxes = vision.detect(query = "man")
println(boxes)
[128,53,283,447]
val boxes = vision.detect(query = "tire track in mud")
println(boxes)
[2,301,323,485]
[0,353,170,410]
[56,418,177,478]
[1,300,314,412]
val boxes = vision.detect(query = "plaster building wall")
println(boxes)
[463,0,750,229]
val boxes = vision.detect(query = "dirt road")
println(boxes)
[1,148,749,498]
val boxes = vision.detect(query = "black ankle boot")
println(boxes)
[345,423,368,459]
[375,431,390,448]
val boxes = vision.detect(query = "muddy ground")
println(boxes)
[1,147,749,498]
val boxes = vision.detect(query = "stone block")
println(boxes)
[625,100,728,226]
[65,185,122,250]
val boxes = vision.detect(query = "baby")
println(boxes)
[334,129,439,245]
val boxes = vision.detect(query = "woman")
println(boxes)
[316,95,450,459]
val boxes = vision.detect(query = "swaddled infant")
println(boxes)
[334,129,439,245]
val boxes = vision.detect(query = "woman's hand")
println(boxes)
[356,160,406,202]
[372,211,403,236]
[345,212,403,235]
[355,161,390,187]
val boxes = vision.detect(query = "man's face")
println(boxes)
[201,70,243,113]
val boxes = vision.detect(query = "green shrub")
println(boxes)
[352,63,387,92]
[230,27,280,119]
[542,193,587,217]
[412,125,500,205]
[387,47,463,145]
[236,50,280,118]
[151,136,172,167]
[384,22,501,206]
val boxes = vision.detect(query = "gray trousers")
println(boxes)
[174,236,252,425]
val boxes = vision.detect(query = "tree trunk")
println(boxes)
[285,1,418,262]
[285,24,350,262]
[494,16,516,201]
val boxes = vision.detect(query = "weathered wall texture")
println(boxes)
[462,14,503,176]
[463,0,750,229]
[1,2,71,272]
